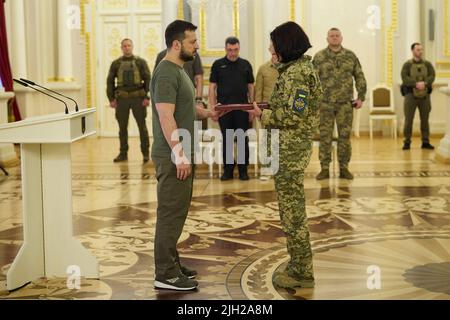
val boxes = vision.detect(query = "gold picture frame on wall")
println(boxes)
[198,0,240,57]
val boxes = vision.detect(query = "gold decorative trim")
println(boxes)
[386,0,398,87]
[437,73,450,78]
[289,1,306,26]
[80,0,93,107]
[233,0,239,38]
[199,0,240,57]
[47,77,76,83]
[178,0,184,20]
[301,0,306,26]
[290,0,295,21]
[380,0,386,83]
[445,0,450,57]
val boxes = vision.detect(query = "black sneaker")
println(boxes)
[113,154,128,163]
[180,265,197,279]
[154,275,198,291]
[403,143,411,150]
[422,143,435,150]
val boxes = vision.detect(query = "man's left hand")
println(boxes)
[354,99,363,109]
[142,99,150,107]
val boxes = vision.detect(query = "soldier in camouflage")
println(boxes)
[248,22,322,289]
[107,39,152,164]
[313,28,367,180]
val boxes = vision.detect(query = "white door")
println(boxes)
[94,0,162,137]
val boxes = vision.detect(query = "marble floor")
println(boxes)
[0,136,450,300]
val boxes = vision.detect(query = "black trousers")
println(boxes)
[219,110,250,173]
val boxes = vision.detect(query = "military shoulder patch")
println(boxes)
[292,89,309,113]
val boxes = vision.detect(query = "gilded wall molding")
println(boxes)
[445,0,449,57]
[80,0,93,107]
[290,0,295,22]
[199,0,240,57]
[386,0,398,86]
[178,0,184,19]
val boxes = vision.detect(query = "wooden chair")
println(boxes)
[369,84,398,139]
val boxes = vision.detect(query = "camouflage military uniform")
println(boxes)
[261,55,323,282]
[313,47,367,170]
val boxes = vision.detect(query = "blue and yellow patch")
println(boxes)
[292,89,308,113]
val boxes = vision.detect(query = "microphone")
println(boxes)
[20,78,79,112]
[14,79,69,115]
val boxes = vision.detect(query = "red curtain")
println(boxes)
[0,0,21,121]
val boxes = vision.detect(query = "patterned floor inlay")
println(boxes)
[3,171,450,181]
[1,184,450,300]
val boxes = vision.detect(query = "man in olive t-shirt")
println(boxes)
[151,20,219,292]
[151,61,197,160]
[154,49,204,89]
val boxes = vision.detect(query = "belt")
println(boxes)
[115,89,147,99]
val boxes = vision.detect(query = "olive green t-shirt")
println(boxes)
[151,60,196,160]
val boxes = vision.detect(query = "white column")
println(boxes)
[57,0,74,81]
[162,0,179,48]
[261,0,278,62]
[436,87,450,163]
[0,92,18,164]
[405,0,421,58]
[10,0,28,78]
[261,0,290,61]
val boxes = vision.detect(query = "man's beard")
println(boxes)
[180,46,195,62]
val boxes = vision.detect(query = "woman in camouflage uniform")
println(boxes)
[248,22,323,289]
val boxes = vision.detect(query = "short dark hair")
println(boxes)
[121,38,133,45]
[328,27,341,33]
[225,36,240,46]
[270,22,312,63]
[411,42,421,50]
[165,20,198,48]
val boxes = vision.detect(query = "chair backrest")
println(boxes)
[370,84,395,113]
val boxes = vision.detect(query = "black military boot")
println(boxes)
[114,154,128,163]
[340,167,354,180]
[238,165,249,181]
[220,165,234,181]
[143,153,150,164]
[421,142,435,150]
[316,168,330,181]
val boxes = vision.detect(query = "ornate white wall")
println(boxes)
[4,0,449,138]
